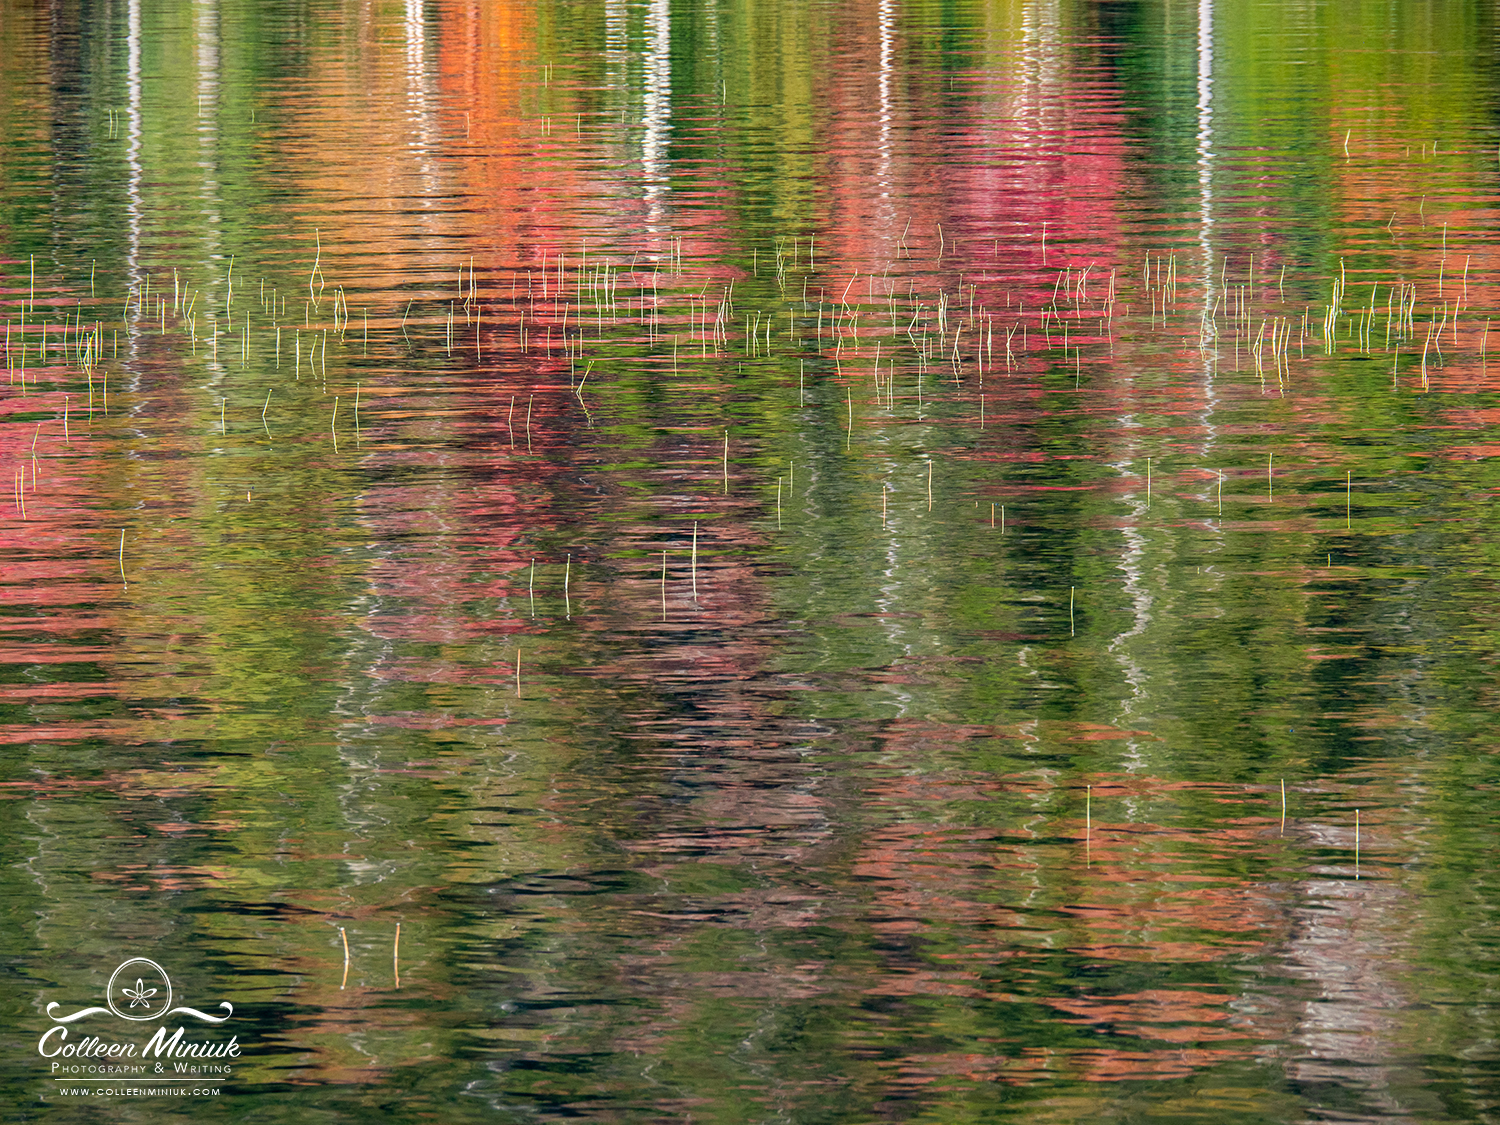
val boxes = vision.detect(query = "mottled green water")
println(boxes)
[4,0,1500,1121]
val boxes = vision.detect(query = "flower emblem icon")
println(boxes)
[105,958,172,1021]
[121,979,156,1008]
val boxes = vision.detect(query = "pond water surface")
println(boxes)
[4,1,1500,1122]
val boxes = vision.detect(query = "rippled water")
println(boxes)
[4,1,1500,1121]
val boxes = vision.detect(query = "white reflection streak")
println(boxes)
[1016,2,1040,161]
[1194,0,1223,519]
[124,0,142,346]
[873,475,916,719]
[1107,522,1153,770]
[1197,0,1217,357]
[1112,2,1223,757]
[196,0,221,145]
[605,0,627,74]
[196,0,226,380]
[642,0,671,224]
[877,0,893,202]
[1019,3,1063,143]
[405,0,437,187]
[405,0,424,86]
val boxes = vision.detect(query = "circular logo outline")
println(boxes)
[106,958,172,1022]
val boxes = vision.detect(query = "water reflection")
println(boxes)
[124,0,144,309]
[4,0,1500,1120]
[641,0,671,220]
